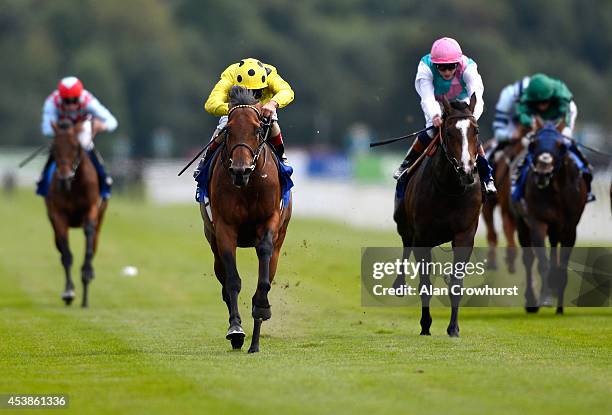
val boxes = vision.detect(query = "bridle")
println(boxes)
[53,136,82,182]
[223,104,271,171]
[439,112,479,178]
[528,129,566,188]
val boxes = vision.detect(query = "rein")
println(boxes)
[53,139,83,181]
[223,105,271,171]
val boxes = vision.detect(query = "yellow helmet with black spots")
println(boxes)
[234,58,268,90]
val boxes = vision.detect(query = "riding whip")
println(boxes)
[18,144,49,168]
[369,126,436,148]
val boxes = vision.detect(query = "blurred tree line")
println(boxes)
[1,0,611,156]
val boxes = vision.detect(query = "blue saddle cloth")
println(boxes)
[395,171,409,200]
[36,161,57,197]
[195,145,293,208]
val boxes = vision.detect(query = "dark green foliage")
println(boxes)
[1,0,610,155]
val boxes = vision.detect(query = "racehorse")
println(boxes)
[46,120,108,307]
[481,139,523,273]
[200,86,292,353]
[512,119,587,314]
[394,95,482,337]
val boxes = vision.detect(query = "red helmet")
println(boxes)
[58,76,83,99]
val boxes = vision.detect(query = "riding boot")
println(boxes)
[36,153,54,196]
[87,149,112,199]
[270,132,287,162]
[393,146,422,180]
[274,143,287,162]
[476,154,497,197]
[570,144,595,202]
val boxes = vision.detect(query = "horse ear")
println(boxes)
[441,95,451,114]
[468,93,477,114]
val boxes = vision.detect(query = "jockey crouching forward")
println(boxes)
[199,58,294,164]
[394,37,496,197]
[512,73,594,202]
[37,76,118,199]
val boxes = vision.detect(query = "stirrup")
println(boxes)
[586,193,596,203]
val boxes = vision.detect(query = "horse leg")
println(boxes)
[415,247,432,335]
[52,217,74,305]
[517,218,537,311]
[448,230,476,337]
[557,230,576,315]
[393,236,413,294]
[529,220,551,307]
[93,199,108,254]
[81,218,97,308]
[482,202,498,270]
[216,224,244,349]
[247,229,276,354]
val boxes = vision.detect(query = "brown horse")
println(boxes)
[481,139,523,272]
[393,95,482,337]
[200,87,291,353]
[511,119,587,314]
[46,121,107,307]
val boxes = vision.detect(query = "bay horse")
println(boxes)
[46,120,108,307]
[481,138,523,273]
[394,95,482,337]
[511,119,587,314]
[200,86,292,353]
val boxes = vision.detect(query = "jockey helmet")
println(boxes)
[234,58,268,90]
[58,76,84,99]
[524,73,554,102]
[430,37,463,64]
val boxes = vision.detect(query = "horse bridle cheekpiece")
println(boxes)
[224,105,271,171]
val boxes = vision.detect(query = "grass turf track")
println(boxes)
[0,191,610,415]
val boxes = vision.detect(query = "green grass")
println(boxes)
[0,191,610,415]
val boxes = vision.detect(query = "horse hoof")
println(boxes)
[487,262,498,270]
[508,264,516,274]
[447,328,460,338]
[247,345,259,354]
[525,306,539,313]
[556,307,564,315]
[252,305,271,321]
[62,290,75,305]
[226,326,245,349]
[420,330,431,336]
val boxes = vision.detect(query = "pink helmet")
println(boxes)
[430,37,463,64]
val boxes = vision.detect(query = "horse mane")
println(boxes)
[449,100,470,112]
[229,86,258,107]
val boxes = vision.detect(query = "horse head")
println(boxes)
[225,86,265,188]
[440,94,479,186]
[528,118,568,189]
[51,120,84,192]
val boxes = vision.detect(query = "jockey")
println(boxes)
[37,76,118,199]
[201,58,294,162]
[393,37,496,196]
[512,73,594,202]
[491,76,532,147]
